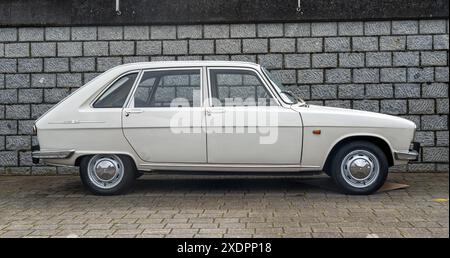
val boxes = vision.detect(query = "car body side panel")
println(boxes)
[294,105,416,168]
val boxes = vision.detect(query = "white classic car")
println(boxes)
[32,61,419,195]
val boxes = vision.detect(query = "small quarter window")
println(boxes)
[93,73,138,108]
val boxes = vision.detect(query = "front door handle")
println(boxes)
[124,109,143,116]
[206,108,225,116]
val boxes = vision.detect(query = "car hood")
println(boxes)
[291,104,416,129]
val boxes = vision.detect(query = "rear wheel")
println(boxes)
[80,154,136,195]
[329,141,388,195]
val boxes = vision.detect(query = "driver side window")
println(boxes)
[209,69,276,107]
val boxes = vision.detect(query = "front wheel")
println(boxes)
[329,141,388,195]
[79,154,136,195]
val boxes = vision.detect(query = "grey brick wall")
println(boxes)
[0,19,449,175]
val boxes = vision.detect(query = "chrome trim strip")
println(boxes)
[32,150,75,159]
[140,162,319,169]
[48,120,105,124]
[394,150,419,161]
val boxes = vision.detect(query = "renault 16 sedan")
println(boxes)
[32,61,419,195]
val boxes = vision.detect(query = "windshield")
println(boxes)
[261,67,304,105]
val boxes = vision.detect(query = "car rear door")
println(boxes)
[122,67,207,164]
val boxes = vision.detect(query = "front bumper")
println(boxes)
[31,145,75,164]
[394,142,420,161]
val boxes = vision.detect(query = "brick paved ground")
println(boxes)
[0,173,448,238]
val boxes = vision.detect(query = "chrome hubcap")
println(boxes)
[341,150,379,188]
[87,155,124,189]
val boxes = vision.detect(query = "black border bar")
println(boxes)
[0,0,448,27]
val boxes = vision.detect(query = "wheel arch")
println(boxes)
[74,152,138,169]
[323,134,394,174]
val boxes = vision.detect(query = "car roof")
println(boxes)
[109,60,261,72]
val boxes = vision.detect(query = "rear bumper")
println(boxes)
[394,142,420,161]
[31,145,75,164]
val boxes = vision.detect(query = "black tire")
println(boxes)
[329,141,388,195]
[79,154,136,195]
[135,171,144,179]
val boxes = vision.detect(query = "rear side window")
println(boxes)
[93,73,138,108]
[133,69,201,108]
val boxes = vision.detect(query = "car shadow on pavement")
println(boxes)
[130,175,338,195]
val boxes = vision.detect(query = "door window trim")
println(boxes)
[206,67,281,108]
[125,67,204,109]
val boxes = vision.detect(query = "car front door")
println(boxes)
[122,67,207,164]
[205,67,303,165]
